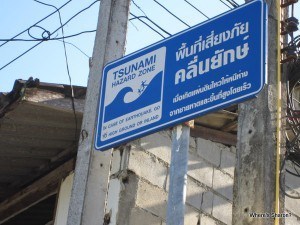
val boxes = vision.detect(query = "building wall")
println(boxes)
[108,130,234,225]
[55,130,300,224]
[54,173,74,225]
[107,130,300,225]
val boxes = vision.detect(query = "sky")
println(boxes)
[0,0,296,92]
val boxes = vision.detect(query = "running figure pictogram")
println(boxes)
[138,80,148,95]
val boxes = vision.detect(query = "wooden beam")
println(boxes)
[208,110,237,119]
[191,125,237,146]
[0,158,75,224]
[9,145,76,189]
[221,120,238,132]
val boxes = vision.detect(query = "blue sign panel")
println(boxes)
[95,0,267,151]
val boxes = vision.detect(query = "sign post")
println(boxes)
[95,0,267,152]
[167,124,190,225]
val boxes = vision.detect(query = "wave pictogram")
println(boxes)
[104,71,163,122]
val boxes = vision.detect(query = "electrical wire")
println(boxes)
[0,0,73,48]
[129,14,165,38]
[56,39,90,58]
[183,0,209,19]
[132,0,189,32]
[0,30,96,42]
[0,39,44,72]
[229,0,239,7]
[53,0,99,36]
[0,0,100,72]
[131,0,148,17]
[286,167,300,177]
[28,25,51,40]
[130,14,171,36]
[33,0,78,142]
[131,0,172,36]
[284,37,300,200]
[280,155,300,199]
[129,20,139,31]
[130,13,171,38]
[224,0,239,8]
[153,0,190,27]
[218,0,233,9]
[131,0,161,34]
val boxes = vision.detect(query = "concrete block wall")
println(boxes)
[108,130,300,224]
[109,130,235,225]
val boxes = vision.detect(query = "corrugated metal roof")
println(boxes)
[0,78,84,203]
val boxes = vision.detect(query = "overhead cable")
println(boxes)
[131,0,148,17]
[0,0,100,72]
[183,0,209,19]
[130,14,171,36]
[0,30,96,42]
[0,0,73,48]
[130,13,171,38]
[56,39,90,58]
[129,14,165,38]
[229,0,239,7]
[224,0,239,8]
[218,0,233,9]
[153,0,190,27]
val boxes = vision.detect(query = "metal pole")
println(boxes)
[167,124,190,225]
[66,1,130,225]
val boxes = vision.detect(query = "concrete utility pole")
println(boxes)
[233,1,285,225]
[66,1,130,225]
